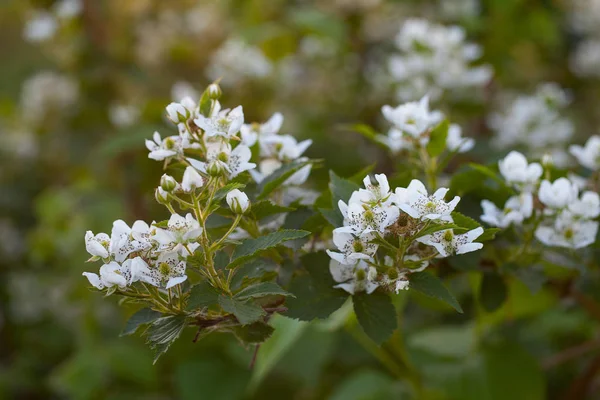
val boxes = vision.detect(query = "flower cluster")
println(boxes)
[488,83,574,165]
[480,151,599,249]
[388,18,492,102]
[569,0,600,77]
[206,39,273,87]
[327,174,484,295]
[23,0,82,43]
[378,95,474,154]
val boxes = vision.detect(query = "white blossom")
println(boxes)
[134,252,188,289]
[416,227,484,257]
[145,131,183,161]
[446,124,474,153]
[153,213,202,255]
[480,193,533,228]
[569,191,600,219]
[348,174,393,205]
[187,141,256,179]
[181,166,204,192]
[194,101,244,139]
[394,179,459,222]
[240,112,284,147]
[338,200,400,233]
[329,259,379,295]
[84,231,110,259]
[23,12,57,42]
[498,151,542,189]
[538,178,579,210]
[570,135,600,171]
[535,212,598,249]
[381,96,443,138]
[326,227,378,265]
[109,220,153,263]
[83,261,131,290]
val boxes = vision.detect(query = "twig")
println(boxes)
[249,344,261,369]
[542,339,600,369]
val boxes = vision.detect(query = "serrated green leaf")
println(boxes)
[479,227,501,242]
[219,295,266,325]
[186,281,221,311]
[257,160,312,200]
[120,308,162,336]
[146,315,188,364]
[232,321,275,344]
[234,281,294,300]
[353,292,398,344]
[329,170,360,207]
[409,272,463,313]
[251,200,295,220]
[229,229,310,268]
[426,120,449,157]
[451,212,481,230]
[480,272,508,312]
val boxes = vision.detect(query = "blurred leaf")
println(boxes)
[233,321,275,344]
[427,120,449,157]
[234,281,294,300]
[219,295,265,325]
[410,272,463,313]
[175,359,250,400]
[480,272,508,312]
[230,229,310,268]
[251,200,294,220]
[408,324,475,358]
[479,228,502,242]
[120,308,161,336]
[329,370,408,400]
[353,292,398,344]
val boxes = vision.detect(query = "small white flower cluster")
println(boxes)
[488,83,574,165]
[83,214,202,290]
[20,71,79,126]
[480,151,599,249]
[206,39,273,87]
[568,0,600,77]
[23,0,82,43]
[388,18,492,102]
[378,95,474,154]
[570,135,600,171]
[327,174,484,295]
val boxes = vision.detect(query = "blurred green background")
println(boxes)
[2,0,600,399]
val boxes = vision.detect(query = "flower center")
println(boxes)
[353,241,364,253]
[443,230,454,242]
[355,268,366,281]
[159,262,171,276]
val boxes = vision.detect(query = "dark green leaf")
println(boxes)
[479,228,501,242]
[410,272,463,313]
[257,160,313,200]
[348,163,376,185]
[234,281,294,300]
[353,292,398,344]
[233,321,275,344]
[251,200,295,220]
[146,315,188,363]
[329,170,360,207]
[186,281,221,310]
[121,308,162,336]
[319,207,343,227]
[426,120,449,157]
[219,295,265,325]
[480,272,508,312]
[230,229,310,268]
[451,212,481,230]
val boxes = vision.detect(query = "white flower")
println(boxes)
[54,0,82,19]
[394,179,459,222]
[260,135,312,161]
[326,227,378,265]
[416,227,484,257]
[329,259,379,295]
[240,112,284,146]
[446,124,474,153]
[569,191,600,219]
[570,135,600,170]
[135,252,188,289]
[126,257,152,285]
[181,166,204,192]
[194,102,244,139]
[339,200,400,233]
[23,12,57,42]
[153,213,202,254]
[226,189,250,214]
[82,261,131,290]
[348,174,393,205]
[166,102,190,123]
[498,151,543,189]
[480,193,533,228]
[538,178,579,209]
[109,220,153,263]
[145,131,183,161]
[535,212,598,249]
[187,141,256,179]
[249,158,312,186]
[84,231,110,259]
[381,96,443,138]
[376,128,414,154]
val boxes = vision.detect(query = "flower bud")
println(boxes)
[160,174,178,192]
[155,187,170,205]
[166,102,190,123]
[181,166,204,192]
[226,189,250,214]
[207,83,222,100]
[207,160,226,177]
[542,154,553,168]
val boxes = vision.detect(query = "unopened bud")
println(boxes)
[160,174,177,192]
[166,102,190,123]
[207,83,222,100]
[207,160,226,177]
[155,187,170,204]
[226,189,250,214]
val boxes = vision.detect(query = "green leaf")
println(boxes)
[348,163,376,185]
[234,281,294,300]
[257,160,313,200]
[329,170,360,207]
[410,272,463,313]
[480,272,508,312]
[186,281,221,311]
[319,207,344,227]
[120,308,162,336]
[451,212,481,230]
[232,321,275,344]
[230,229,310,268]
[468,163,516,194]
[213,182,246,202]
[353,292,398,344]
[251,200,294,220]
[230,259,275,290]
[479,228,501,242]
[426,120,449,157]
[285,252,349,321]
[218,295,265,325]
[146,315,188,363]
